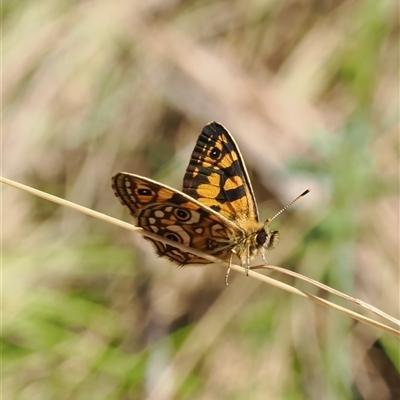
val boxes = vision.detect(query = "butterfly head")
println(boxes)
[236,221,279,264]
[255,225,279,250]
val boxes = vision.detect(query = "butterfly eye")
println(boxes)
[210,147,221,160]
[256,230,267,245]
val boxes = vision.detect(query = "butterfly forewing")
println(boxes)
[182,122,259,223]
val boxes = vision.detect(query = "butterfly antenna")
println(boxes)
[265,189,310,225]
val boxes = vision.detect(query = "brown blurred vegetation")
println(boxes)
[2,1,399,399]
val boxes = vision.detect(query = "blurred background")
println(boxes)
[2,1,399,399]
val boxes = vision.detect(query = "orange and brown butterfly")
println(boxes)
[111,122,281,280]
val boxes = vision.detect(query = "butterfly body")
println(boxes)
[112,122,279,275]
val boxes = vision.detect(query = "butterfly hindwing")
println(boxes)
[112,173,242,265]
[182,122,259,223]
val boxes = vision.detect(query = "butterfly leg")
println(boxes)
[225,253,233,286]
[246,247,251,276]
[261,250,267,265]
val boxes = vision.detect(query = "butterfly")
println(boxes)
[112,122,281,282]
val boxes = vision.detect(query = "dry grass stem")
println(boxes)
[2,176,399,338]
[256,265,400,327]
